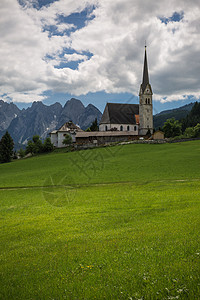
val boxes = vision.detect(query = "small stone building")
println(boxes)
[50,121,83,148]
[153,130,164,140]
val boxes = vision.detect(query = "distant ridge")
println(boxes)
[0,98,102,146]
[153,102,195,129]
[0,99,197,146]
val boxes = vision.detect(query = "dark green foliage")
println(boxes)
[90,118,99,131]
[0,131,14,163]
[163,118,182,138]
[62,134,72,145]
[43,137,54,152]
[181,101,200,131]
[26,135,53,155]
[146,128,151,136]
[26,140,34,155]
[32,135,43,153]
[13,151,18,160]
[153,103,194,129]
[18,148,26,158]
[193,123,200,137]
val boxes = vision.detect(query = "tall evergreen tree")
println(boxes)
[43,137,54,152]
[90,118,99,131]
[0,131,14,163]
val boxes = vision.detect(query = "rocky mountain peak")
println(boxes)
[0,98,102,147]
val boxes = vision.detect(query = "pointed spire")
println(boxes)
[141,46,149,92]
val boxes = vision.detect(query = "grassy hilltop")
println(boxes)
[0,141,200,299]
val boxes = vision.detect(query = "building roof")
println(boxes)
[76,131,138,138]
[100,103,139,125]
[58,121,82,131]
[50,121,83,134]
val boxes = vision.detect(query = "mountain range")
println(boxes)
[0,98,102,147]
[153,102,194,129]
[0,98,196,148]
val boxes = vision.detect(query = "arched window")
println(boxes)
[127,125,130,131]
[105,125,108,131]
[120,125,123,131]
[146,98,148,104]
[134,126,137,131]
[148,98,150,104]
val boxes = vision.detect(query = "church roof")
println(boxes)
[141,47,150,93]
[100,103,139,125]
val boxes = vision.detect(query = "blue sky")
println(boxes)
[1,0,200,114]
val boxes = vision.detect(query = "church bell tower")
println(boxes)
[139,46,153,135]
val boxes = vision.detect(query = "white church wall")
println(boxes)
[99,123,139,134]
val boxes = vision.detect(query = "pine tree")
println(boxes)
[90,118,99,131]
[0,131,14,163]
[43,137,54,152]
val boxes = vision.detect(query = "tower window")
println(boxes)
[146,98,148,104]
[120,125,123,131]
[148,98,150,104]
[134,126,137,131]
[127,125,130,131]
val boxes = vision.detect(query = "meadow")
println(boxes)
[0,141,200,299]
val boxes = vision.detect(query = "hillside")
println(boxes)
[0,142,200,299]
[153,102,194,129]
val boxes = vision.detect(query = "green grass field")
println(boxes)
[0,141,200,299]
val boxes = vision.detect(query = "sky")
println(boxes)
[0,0,200,114]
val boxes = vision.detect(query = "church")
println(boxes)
[55,47,155,146]
[99,46,153,136]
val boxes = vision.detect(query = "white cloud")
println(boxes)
[0,0,200,103]
[64,53,88,62]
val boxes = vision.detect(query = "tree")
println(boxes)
[26,140,34,155]
[184,127,195,138]
[62,134,72,145]
[43,137,54,152]
[146,129,151,136]
[181,102,200,131]
[90,118,99,131]
[25,135,54,155]
[32,135,43,153]
[0,131,14,163]
[193,123,200,137]
[18,148,26,158]
[162,118,182,138]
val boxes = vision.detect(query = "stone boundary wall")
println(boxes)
[74,137,200,151]
[168,137,200,143]
[75,139,167,150]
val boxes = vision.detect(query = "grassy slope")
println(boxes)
[0,141,200,299]
[0,141,200,187]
